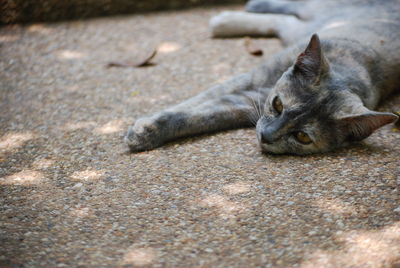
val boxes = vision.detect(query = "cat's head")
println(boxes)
[256,34,398,155]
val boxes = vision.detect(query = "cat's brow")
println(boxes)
[283,107,305,121]
[280,94,305,110]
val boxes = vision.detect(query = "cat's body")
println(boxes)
[125,0,400,155]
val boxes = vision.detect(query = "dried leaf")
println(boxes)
[107,47,157,68]
[244,37,263,56]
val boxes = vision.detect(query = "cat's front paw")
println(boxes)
[125,118,164,152]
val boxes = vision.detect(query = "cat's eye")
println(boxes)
[295,131,313,144]
[272,96,283,114]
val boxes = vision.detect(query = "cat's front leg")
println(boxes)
[125,74,268,152]
[125,103,253,152]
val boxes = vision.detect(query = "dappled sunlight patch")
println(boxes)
[0,132,36,152]
[32,158,54,170]
[94,119,125,134]
[200,194,246,218]
[62,121,96,131]
[213,64,231,82]
[314,197,356,216]
[56,50,86,60]
[322,21,349,30]
[65,85,81,92]
[300,222,400,268]
[0,170,45,185]
[71,169,104,181]
[212,62,231,74]
[121,43,137,52]
[0,34,20,43]
[216,75,231,84]
[146,94,172,104]
[27,24,53,34]
[158,42,181,54]
[222,181,251,195]
[69,207,93,218]
[128,94,173,105]
[122,247,157,266]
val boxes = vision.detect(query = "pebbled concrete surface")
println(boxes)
[1,6,399,268]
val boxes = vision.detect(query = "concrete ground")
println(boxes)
[1,5,399,268]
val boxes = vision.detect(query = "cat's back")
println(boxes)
[313,0,400,62]
[314,0,400,38]
[312,0,400,99]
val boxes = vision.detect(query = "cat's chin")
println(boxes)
[259,143,323,156]
[259,143,287,155]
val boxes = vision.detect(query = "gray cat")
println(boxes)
[125,0,400,155]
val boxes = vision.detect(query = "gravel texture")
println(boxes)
[1,6,399,268]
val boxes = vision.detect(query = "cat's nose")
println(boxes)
[257,117,284,145]
[260,131,275,144]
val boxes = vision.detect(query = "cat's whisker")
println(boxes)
[247,112,257,126]
[247,100,259,126]
[257,92,263,119]
[247,95,263,126]
[254,88,264,120]
[251,99,260,118]
[243,95,258,126]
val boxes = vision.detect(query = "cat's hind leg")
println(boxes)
[125,73,267,152]
[210,11,305,42]
[245,0,305,18]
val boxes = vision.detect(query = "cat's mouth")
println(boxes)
[259,143,283,155]
[260,144,275,154]
[257,136,284,155]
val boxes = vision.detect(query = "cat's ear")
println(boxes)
[337,112,398,141]
[294,34,329,84]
